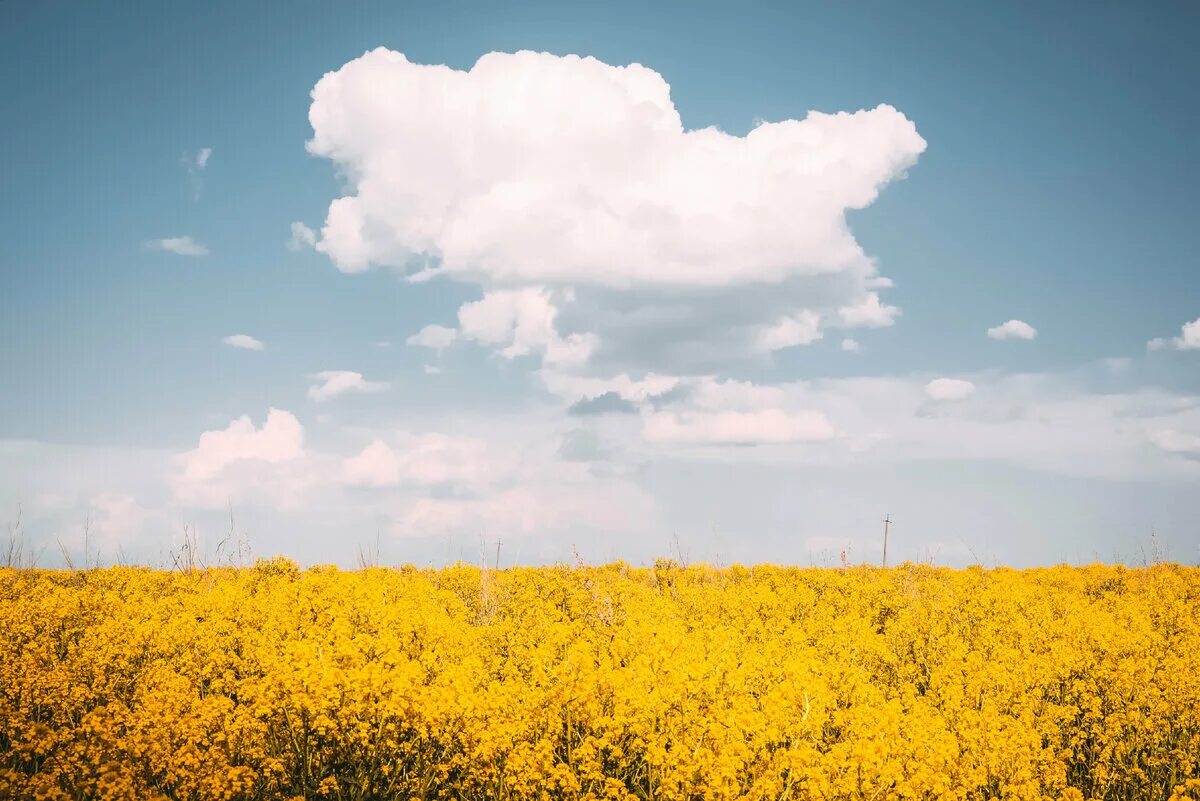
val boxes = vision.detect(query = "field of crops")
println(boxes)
[2,560,1199,801]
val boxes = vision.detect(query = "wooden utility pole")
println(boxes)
[882,514,892,568]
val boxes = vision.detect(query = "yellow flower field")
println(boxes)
[2,560,1199,800]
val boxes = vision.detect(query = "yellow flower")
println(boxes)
[0,562,1197,798]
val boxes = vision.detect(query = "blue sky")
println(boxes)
[2,1,1198,567]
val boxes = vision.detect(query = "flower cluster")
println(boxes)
[2,560,1198,800]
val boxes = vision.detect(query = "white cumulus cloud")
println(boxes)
[173,409,308,507]
[987,319,1037,341]
[303,49,924,372]
[222,334,264,351]
[307,49,925,286]
[307,371,390,402]
[176,409,304,484]
[841,338,861,353]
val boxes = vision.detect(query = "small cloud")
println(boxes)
[195,147,213,169]
[288,222,318,251]
[222,334,265,351]
[144,236,208,256]
[987,319,1037,341]
[1148,317,1200,351]
[423,364,442,375]
[925,378,976,402]
[569,391,638,416]
[375,341,392,349]
[841,338,861,353]
[838,293,900,329]
[406,324,458,352]
[307,370,389,402]
[753,310,822,352]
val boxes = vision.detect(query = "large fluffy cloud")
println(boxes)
[305,49,925,372]
[309,49,924,286]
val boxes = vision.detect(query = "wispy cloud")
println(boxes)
[406,324,457,352]
[144,236,208,256]
[182,147,213,199]
[307,371,389,402]
[287,222,317,251]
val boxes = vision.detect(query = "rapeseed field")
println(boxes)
[2,560,1198,800]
